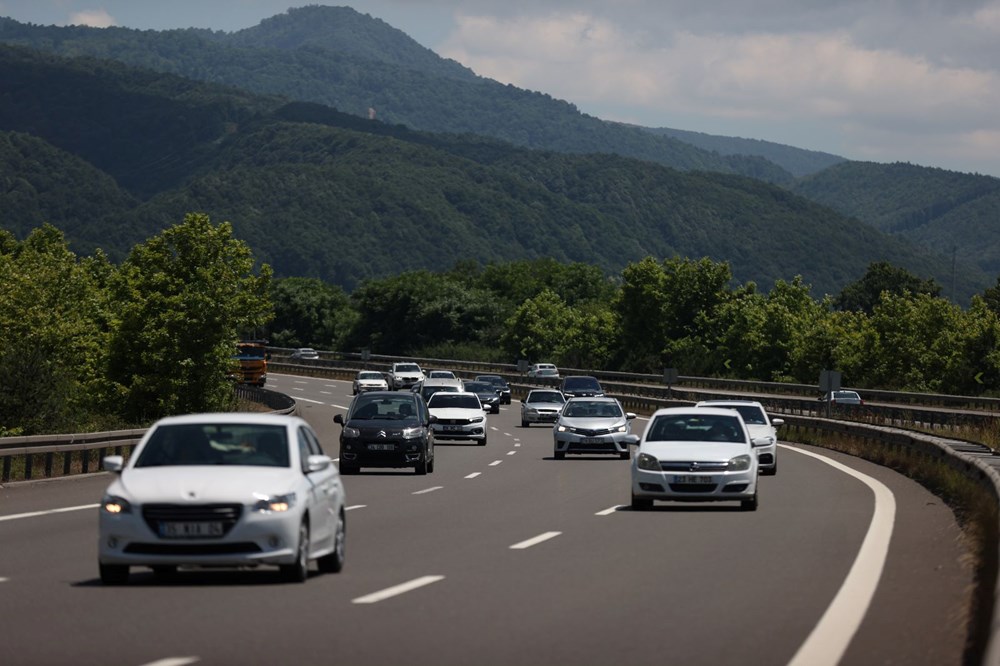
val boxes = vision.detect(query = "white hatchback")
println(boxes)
[98,413,346,584]
[629,407,761,511]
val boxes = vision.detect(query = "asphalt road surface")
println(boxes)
[0,373,973,665]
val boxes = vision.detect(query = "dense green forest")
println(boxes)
[5,216,1000,437]
[0,46,985,298]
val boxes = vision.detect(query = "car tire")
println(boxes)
[492,406,500,414]
[741,494,758,511]
[99,563,129,585]
[620,450,630,460]
[631,494,653,511]
[280,521,310,583]
[480,434,487,446]
[521,419,528,428]
[318,512,346,574]
[415,456,428,475]
[428,456,435,473]
[339,462,358,475]
[554,451,565,460]
[151,565,177,578]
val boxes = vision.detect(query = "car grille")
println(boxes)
[436,418,477,426]
[659,461,729,472]
[142,503,242,537]
[572,427,616,437]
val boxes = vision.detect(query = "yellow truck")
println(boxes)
[230,341,269,386]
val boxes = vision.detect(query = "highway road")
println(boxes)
[0,373,974,665]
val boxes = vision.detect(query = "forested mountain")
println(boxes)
[792,162,1000,275]
[0,45,986,299]
[642,126,846,177]
[0,7,792,183]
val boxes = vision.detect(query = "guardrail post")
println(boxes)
[63,452,72,476]
[2,456,10,482]
[44,452,53,478]
[24,453,32,480]
[81,449,90,474]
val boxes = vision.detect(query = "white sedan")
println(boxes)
[629,407,761,511]
[427,391,489,445]
[98,413,346,584]
[353,370,389,394]
[695,400,783,475]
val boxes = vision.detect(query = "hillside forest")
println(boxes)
[4,216,1000,436]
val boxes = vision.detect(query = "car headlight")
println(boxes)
[102,495,132,514]
[557,425,574,433]
[252,493,296,513]
[342,426,360,438]
[728,454,752,471]
[525,408,538,415]
[470,416,484,423]
[637,453,660,471]
[402,426,423,438]
[613,424,627,433]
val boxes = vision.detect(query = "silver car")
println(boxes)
[553,397,636,460]
[521,389,566,427]
[353,370,388,394]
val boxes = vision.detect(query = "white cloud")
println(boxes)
[439,9,1000,172]
[68,8,117,28]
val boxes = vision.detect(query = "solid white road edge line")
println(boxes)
[352,575,445,604]
[294,397,325,404]
[782,444,896,666]
[0,503,100,522]
[510,531,562,550]
[412,486,444,495]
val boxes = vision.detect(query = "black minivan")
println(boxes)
[560,375,605,398]
[334,391,435,475]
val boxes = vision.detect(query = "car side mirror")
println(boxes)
[307,454,332,472]
[333,414,345,426]
[771,418,785,426]
[625,412,637,420]
[751,437,770,447]
[103,455,124,473]
[428,415,438,424]
[624,434,641,446]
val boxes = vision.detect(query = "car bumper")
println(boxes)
[756,442,777,470]
[631,467,757,501]
[98,506,304,567]
[340,446,428,468]
[431,424,486,440]
[554,432,630,454]
[522,411,560,424]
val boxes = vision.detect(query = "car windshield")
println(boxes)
[134,424,291,468]
[463,382,492,393]
[477,376,506,386]
[351,396,420,420]
[647,414,745,443]
[396,364,421,372]
[563,401,621,418]
[708,404,766,424]
[421,386,459,400]
[528,391,565,404]
[428,394,481,409]
[834,391,859,399]
[429,371,455,378]
[564,377,601,390]
[358,372,383,380]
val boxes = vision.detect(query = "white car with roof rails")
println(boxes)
[427,391,489,445]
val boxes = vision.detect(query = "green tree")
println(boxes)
[269,277,356,349]
[105,213,272,422]
[500,289,575,363]
[0,225,113,434]
[835,261,942,313]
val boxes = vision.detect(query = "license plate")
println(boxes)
[443,425,462,431]
[368,443,395,451]
[582,437,605,444]
[159,521,224,538]
[673,475,715,484]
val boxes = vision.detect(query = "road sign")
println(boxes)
[819,370,842,393]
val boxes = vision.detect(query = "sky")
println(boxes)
[2,0,1000,177]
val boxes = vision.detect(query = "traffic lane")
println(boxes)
[782,443,971,666]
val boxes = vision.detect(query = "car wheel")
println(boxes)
[521,419,528,427]
[480,434,488,446]
[339,462,358,475]
[280,521,310,583]
[99,563,129,585]
[741,494,758,511]
[619,450,630,460]
[492,405,500,414]
[631,494,653,511]
[554,451,565,460]
[415,456,428,475]
[428,456,436,473]
[151,565,177,578]
[318,511,346,574]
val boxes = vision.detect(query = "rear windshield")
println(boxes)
[528,391,565,404]
[463,382,492,393]
[358,371,383,379]
[564,377,601,390]
[396,364,421,372]
[135,423,290,468]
